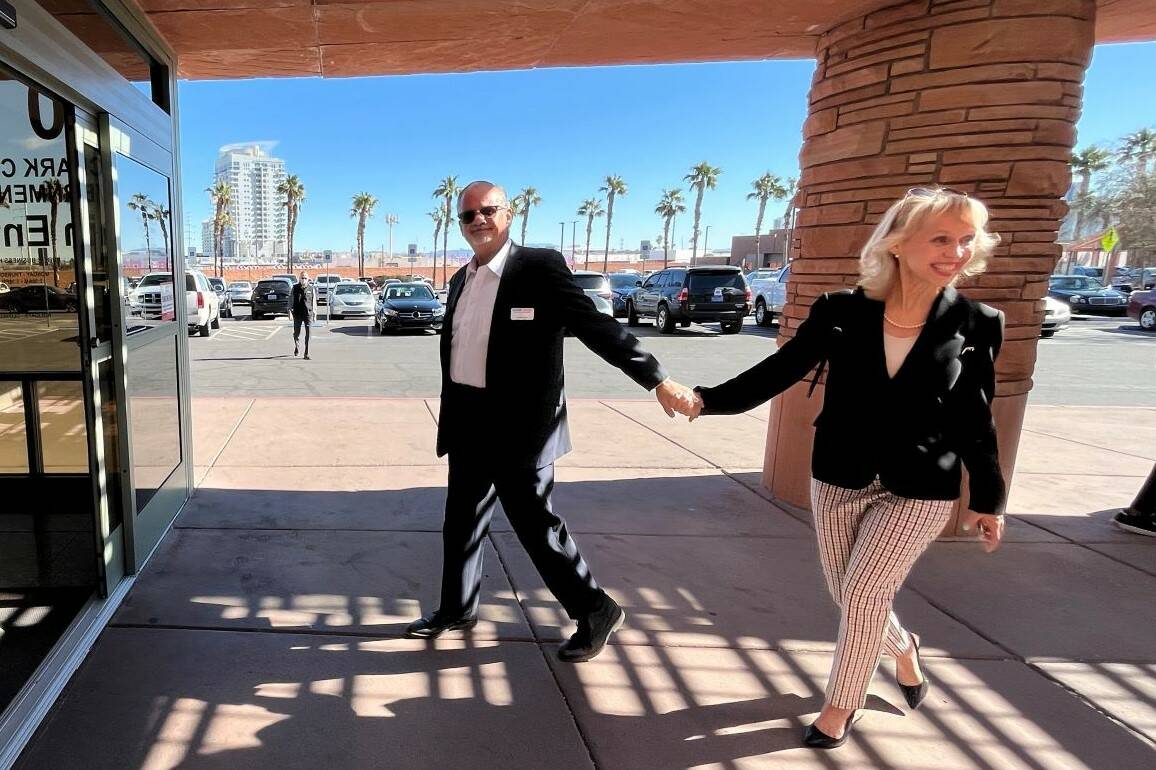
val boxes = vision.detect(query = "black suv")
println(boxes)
[250,278,293,319]
[626,266,750,334]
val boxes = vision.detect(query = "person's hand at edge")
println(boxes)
[654,378,695,418]
[960,510,1004,553]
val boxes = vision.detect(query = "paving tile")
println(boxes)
[494,532,1002,658]
[1009,473,1149,542]
[178,465,448,530]
[557,401,710,468]
[545,647,1156,769]
[15,628,590,770]
[1084,543,1156,575]
[1033,661,1156,743]
[489,468,812,538]
[604,400,768,468]
[908,543,1156,661]
[191,396,253,466]
[113,529,529,640]
[1012,430,1152,476]
[214,398,441,467]
[1022,406,1156,461]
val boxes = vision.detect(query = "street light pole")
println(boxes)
[570,220,578,268]
[559,222,565,264]
[703,225,711,262]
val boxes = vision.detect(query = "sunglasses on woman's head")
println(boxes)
[458,205,506,224]
[905,186,968,198]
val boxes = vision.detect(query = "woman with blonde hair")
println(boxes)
[683,187,1008,748]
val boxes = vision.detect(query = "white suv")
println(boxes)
[314,273,345,304]
[187,270,221,336]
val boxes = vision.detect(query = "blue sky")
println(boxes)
[178,42,1156,254]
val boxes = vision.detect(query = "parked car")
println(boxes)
[0,283,78,314]
[375,282,444,334]
[607,272,641,317]
[1128,287,1156,331]
[1041,295,1070,337]
[227,280,253,305]
[184,271,221,336]
[1112,267,1156,294]
[250,278,292,320]
[207,277,233,318]
[313,273,344,304]
[328,281,375,319]
[748,264,790,327]
[1047,274,1129,316]
[1071,266,1104,279]
[626,265,750,334]
[571,270,615,317]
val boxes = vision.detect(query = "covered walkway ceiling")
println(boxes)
[51,0,1156,79]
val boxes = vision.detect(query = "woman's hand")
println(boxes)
[961,510,1004,552]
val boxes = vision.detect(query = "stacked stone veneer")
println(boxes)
[763,0,1096,515]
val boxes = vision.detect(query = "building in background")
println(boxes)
[200,218,213,258]
[730,229,788,271]
[213,142,287,262]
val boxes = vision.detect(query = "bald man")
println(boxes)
[406,180,693,662]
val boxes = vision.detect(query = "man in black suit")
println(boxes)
[406,180,693,662]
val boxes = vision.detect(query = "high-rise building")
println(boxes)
[213,142,287,261]
[200,219,214,257]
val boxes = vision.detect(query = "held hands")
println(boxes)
[960,510,1005,553]
[654,379,703,420]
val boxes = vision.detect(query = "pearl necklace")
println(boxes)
[883,313,926,329]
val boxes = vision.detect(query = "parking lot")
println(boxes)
[190,305,1156,406]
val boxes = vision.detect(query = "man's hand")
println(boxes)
[654,378,696,418]
[961,510,1005,553]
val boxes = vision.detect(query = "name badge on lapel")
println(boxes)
[511,307,535,321]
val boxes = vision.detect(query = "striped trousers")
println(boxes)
[810,478,954,710]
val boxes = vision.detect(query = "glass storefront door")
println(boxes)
[0,67,188,716]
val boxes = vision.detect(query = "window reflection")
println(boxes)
[0,382,28,474]
[38,381,89,473]
[0,76,81,372]
[115,154,174,332]
[127,335,181,511]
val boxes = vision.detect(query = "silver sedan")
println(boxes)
[328,282,376,318]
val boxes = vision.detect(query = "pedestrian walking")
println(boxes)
[679,187,1007,749]
[291,271,313,360]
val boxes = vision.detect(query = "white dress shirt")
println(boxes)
[450,238,512,387]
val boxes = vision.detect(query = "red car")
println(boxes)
[1128,287,1156,332]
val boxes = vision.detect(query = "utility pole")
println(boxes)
[384,213,398,271]
[559,222,566,264]
[703,225,711,263]
[570,220,578,268]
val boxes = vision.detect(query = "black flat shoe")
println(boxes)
[405,611,478,639]
[558,594,625,663]
[802,711,857,749]
[899,634,929,710]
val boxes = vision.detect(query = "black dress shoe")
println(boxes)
[557,594,625,663]
[405,611,478,639]
[899,634,929,710]
[802,711,857,749]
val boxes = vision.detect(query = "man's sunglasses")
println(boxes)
[458,205,507,224]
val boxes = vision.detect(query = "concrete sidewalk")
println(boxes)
[16,399,1156,769]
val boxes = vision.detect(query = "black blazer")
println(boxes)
[697,286,1006,513]
[291,283,312,320]
[437,243,667,467]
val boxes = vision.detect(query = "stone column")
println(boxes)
[763,0,1095,533]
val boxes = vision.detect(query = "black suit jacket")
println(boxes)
[697,286,1006,513]
[291,283,312,320]
[437,243,667,467]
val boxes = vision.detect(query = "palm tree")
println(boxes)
[517,186,541,245]
[1068,147,1111,241]
[207,181,231,278]
[747,173,788,270]
[127,192,155,272]
[42,179,68,287]
[684,162,722,264]
[350,192,378,278]
[599,175,627,273]
[277,174,306,272]
[428,208,445,285]
[433,176,459,289]
[1119,127,1156,175]
[655,188,686,269]
[150,203,171,271]
[577,198,604,270]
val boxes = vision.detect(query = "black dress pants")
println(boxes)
[438,451,602,621]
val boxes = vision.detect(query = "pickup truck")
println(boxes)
[747,264,790,327]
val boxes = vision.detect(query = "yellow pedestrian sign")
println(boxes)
[1100,227,1119,252]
